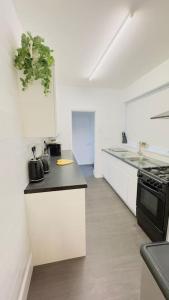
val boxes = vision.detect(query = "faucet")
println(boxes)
[138,141,147,156]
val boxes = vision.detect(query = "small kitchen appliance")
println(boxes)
[122,132,127,144]
[137,166,169,242]
[47,141,61,156]
[40,141,50,173]
[28,146,44,183]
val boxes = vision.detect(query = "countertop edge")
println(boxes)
[140,242,169,300]
[24,183,87,194]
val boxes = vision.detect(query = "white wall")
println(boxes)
[0,1,31,300]
[126,89,169,150]
[72,112,94,165]
[123,58,169,103]
[123,59,169,155]
[56,85,124,177]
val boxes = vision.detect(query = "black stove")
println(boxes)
[143,166,169,184]
[137,166,169,242]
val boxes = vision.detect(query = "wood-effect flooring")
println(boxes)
[27,166,149,300]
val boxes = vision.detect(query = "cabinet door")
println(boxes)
[108,155,118,188]
[109,157,128,201]
[102,152,111,182]
[126,167,138,215]
[20,75,56,137]
[102,152,138,215]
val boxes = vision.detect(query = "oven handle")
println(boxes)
[139,180,163,198]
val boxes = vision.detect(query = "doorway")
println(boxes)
[72,111,95,176]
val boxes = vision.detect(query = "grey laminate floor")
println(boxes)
[27,166,149,300]
[80,164,94,177]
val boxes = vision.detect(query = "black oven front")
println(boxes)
[137,172,168,242]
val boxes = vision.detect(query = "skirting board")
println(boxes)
[18,253,33,300]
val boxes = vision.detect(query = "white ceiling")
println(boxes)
[14,0,169,89]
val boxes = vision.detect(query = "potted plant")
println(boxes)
[14,32,55,95]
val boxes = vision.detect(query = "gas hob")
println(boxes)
[143,166,169,184]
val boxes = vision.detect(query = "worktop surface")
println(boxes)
[24,150,87,194]
[141,242,169,300]
[103,148,169,170]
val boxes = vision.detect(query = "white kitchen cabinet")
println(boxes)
[102,151,112,182]
[25,189,86,266]
[102,151,138,215]
[126,166,138,215]
[19,74,56,138]
[109,157,128,201]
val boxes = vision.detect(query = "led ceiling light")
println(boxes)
[88,12,132,81]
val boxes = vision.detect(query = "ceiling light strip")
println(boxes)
[89,12,131,81]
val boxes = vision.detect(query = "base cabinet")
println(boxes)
[25,188,86,266]
[140,263,165,300]
[102,152,138,215]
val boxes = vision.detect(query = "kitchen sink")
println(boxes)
[127,157,149,162]
[108,147,129,152]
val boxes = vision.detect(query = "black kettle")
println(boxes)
[28,146,44,183]
[39,141,50,174]
[40,154,50,174]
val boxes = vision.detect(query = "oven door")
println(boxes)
[137,179,165,230]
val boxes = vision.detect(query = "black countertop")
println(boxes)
[141,242,169,299]
[24,150,87,194]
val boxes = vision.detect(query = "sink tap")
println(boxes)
[138,141,146,156]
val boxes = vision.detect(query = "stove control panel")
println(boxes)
[138,169,166,192]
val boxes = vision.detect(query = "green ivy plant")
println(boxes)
[14,32,55,95]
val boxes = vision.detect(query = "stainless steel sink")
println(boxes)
[108,148,129,152]
[126,156,156,166]
[127,157,149,162]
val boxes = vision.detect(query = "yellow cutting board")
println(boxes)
[56,159,74,166]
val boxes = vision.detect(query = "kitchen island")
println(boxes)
[25,150,87,266]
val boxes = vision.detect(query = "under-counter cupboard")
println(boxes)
[102,150,138,215]
[25,151,87,266]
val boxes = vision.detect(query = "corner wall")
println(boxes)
[0,1,32,299]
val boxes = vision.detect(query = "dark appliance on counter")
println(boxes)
[47,143,61,156]
[122,131,127,144]
[40,154,50,174]
[40,142,50,173]
[137,166,169,242]
[28,146,44,183]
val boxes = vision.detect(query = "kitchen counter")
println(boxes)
[141,242,169,299]
[102,148,169,170]
[24,150,87,194]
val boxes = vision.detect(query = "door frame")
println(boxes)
[71,110,96,169]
